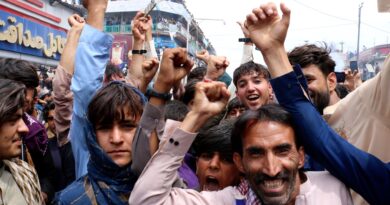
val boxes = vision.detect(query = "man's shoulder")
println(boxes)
[305,171,348,190]
[54,176,90,205]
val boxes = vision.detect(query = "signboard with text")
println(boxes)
[0,9,67,60]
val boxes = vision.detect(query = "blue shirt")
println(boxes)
[69,24,113,178]
[270,70,390,205]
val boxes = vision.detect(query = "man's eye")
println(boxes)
[254,79,262,84]
[200,153,213,160]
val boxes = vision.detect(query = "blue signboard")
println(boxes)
[0,9,67,60]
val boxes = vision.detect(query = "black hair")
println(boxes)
[233,61,270,86]
[42,101,55,122]
[164,100,189,122]
[88,82,143,129]
[231,104,300,156]
[288,43,335,77]
[181,79,200,105]
[227,97,245,113]
[104,63,124,83]
[0,79,25,125]
[193,119,235,157]
[335,84,349,99]
[187,66,206,82]
[0,58,39,88]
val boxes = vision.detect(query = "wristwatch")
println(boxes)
[238,38,252,43]
[132,50,147,55]
[146,88,172,101]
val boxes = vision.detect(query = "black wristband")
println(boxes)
[132,49,147,55]
[146,88,172,101]
[238,38,252,43]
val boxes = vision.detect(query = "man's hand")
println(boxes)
[141,58,159,87]
[68,14,85,31]
[155,48,194,93]
[245,2,290,53]
[237,21,250,38]
[342,69,362,92]
[180,81,230,133]
[132,12,152,42]
[245,2,293,78]
[196,50,210,63]
[205,55,229,81]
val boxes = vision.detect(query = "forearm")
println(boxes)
[60,28,83,75]
[126,39,144,88]
[85,5,106,31]
[261,46,293,78]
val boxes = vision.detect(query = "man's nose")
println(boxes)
[262,153,282,177]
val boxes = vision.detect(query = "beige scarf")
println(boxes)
[3,159,43,205]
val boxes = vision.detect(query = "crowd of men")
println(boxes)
[0,0,389,204]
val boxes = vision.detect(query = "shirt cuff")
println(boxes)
[270,71,308,105]
[139,102,165,134]
[160,128,197,156]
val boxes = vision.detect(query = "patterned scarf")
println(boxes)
[2,159,43,205]
[236,179,261,205]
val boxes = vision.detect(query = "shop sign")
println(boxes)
[0,10,66,60]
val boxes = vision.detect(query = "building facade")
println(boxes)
[0,0,81,66]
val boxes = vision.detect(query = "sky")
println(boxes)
[185,0,390,76]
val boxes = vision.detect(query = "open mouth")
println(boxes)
[203,176,220,191]
[259,179,286,196]
[247,94,260,102]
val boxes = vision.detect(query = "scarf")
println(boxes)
[236,179,261,205]
[22,113,48,155]
[2,159,43,205]
[85,122,138,205]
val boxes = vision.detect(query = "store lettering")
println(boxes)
[0,16,66,58]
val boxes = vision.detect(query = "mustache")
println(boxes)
[252,170,291,184]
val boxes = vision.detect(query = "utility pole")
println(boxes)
[356,2,364,67]
[340,41,344,52]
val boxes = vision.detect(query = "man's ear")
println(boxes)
[327,72,337,92]
[233,152,245,173]
[297,146,305,169]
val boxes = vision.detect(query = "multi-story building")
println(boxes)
[104,0,216,68]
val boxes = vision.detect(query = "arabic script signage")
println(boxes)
[0,10,66,60]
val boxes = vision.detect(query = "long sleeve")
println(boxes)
[145,39,158,60]
[240,44,253,64]
[52,65,73,147]
[129,128,235,205]
[69,24,113,178]
[270,71,390,205]
[131,102,165,175]
[326,55,390,162]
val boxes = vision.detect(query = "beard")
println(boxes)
[246,169,298,205]
[310,88,330,115]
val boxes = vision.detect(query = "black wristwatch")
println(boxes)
[238,38,252,43]
[132,49,147,55]
[146,88,172,101]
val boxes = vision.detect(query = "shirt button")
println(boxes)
[174,141,179,146]
[169,138,174,143]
